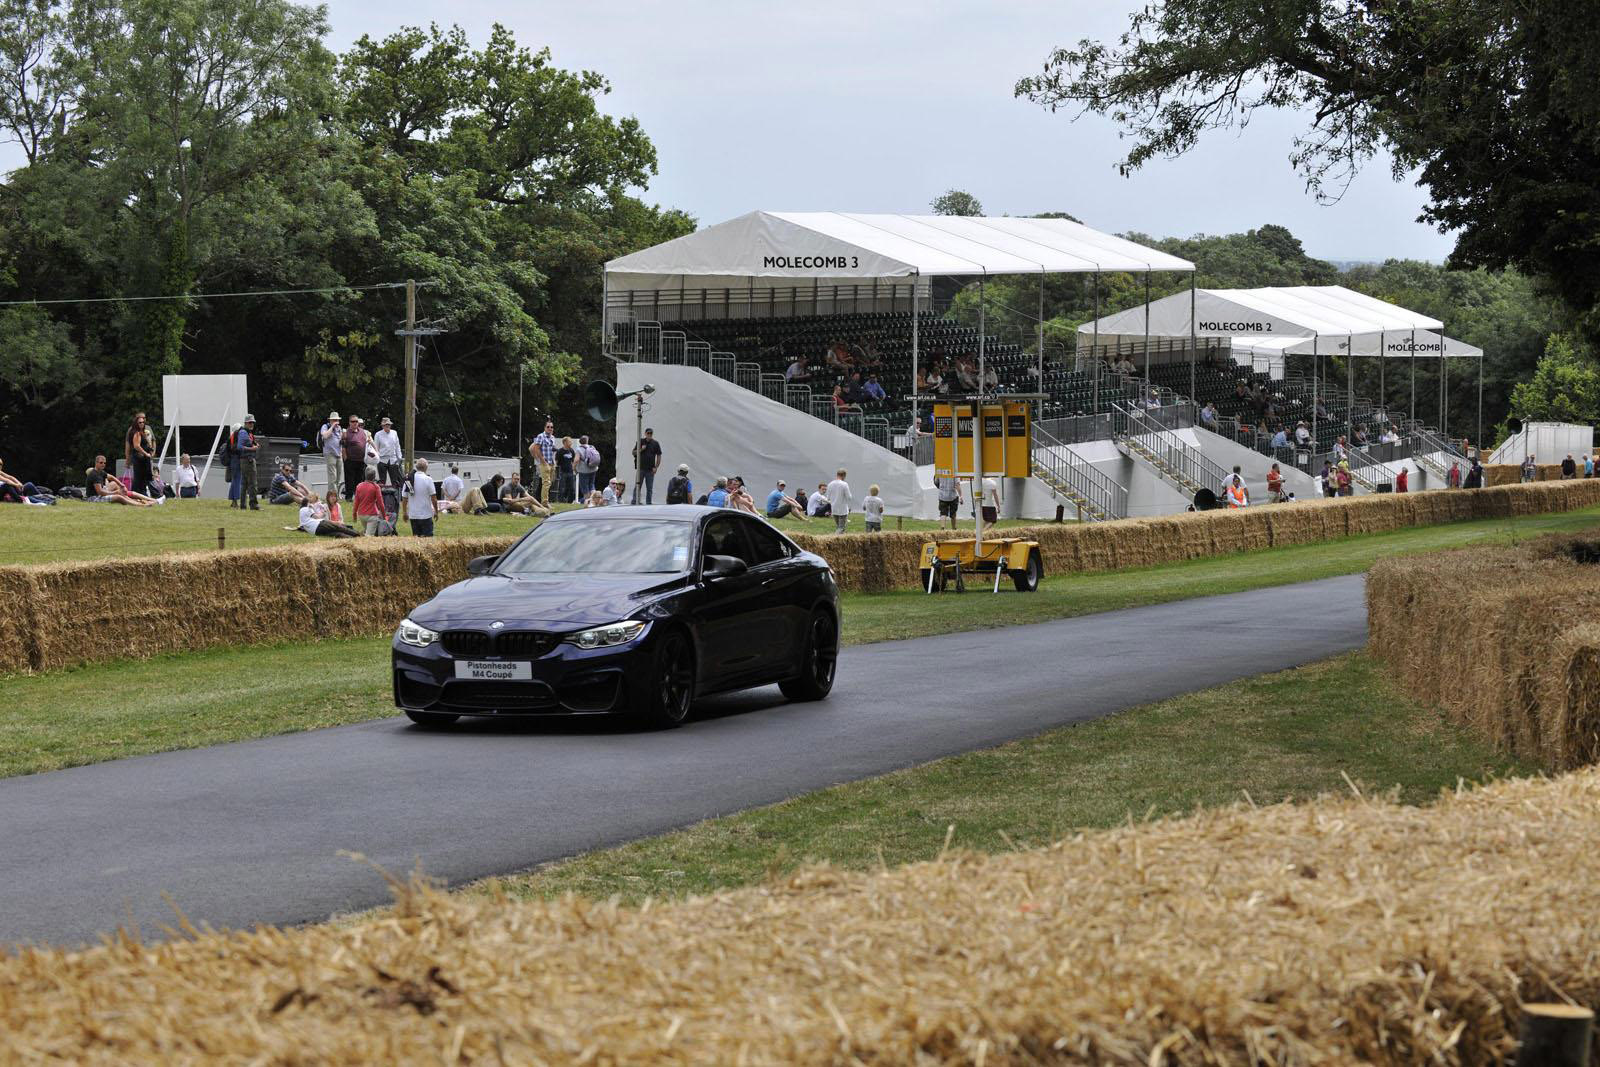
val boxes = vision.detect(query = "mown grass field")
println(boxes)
[0,497,1034,565]
[468,651,1533,903]
[4,505,1594,781]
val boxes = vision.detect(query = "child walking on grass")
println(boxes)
[863,484,884,533]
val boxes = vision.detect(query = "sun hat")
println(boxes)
[328,411,341,420]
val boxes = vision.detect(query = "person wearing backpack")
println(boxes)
[665,464,692,505]
[225,423,243,507]
[574,435,601,499]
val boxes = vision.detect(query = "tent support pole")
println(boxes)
[1312,337,1319,454]
[1037,269,1045,400]
[978,273,987,394]
[1142,270,1151,384]
[1189,273,1197,409]
[1410,329,1417,423]
[1092,271,1101,413]
[1347,333,1354,446]
[911,274,920,440]
[1379,331,1385,416]
[1477,355,1483,448]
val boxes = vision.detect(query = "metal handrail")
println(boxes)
[1112,402,1231,494]
[1031,424,1127,521]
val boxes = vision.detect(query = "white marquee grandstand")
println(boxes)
[604,213,1475,520]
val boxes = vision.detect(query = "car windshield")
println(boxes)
[495,517,694,576]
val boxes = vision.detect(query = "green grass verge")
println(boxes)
[476,651,1535,905]
[3,505,1594,782]
[0,497,1033,566]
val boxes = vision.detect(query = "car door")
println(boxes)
[737,516,810,676]
[692,515,780,686]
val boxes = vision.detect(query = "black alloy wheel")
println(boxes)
[1011,552,1043,593]
[405,710,460,729]
[780,610,838,702]
[646,630,696,727]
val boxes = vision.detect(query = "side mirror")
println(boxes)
[702,554,748,581]
[466,554,500,577]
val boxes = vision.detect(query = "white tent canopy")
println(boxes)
[1076,285,1478,357]
[605,211,1194,293]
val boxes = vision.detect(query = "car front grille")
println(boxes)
[440,680,558,712]
[495,631,558,657]
[441,630,490,656]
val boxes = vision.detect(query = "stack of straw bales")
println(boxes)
[3,769,1599,1063]
[1484,463,1579,485]
[1368,532,1600,770]
[2,481,1598,676]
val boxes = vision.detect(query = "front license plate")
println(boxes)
[454,660,532,681]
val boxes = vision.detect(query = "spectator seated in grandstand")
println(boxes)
[864,374,886,402]
[1295,421,1311,446]
[1270,427,1289,449]
[0,458,52,504]
[785,357,810,383]
[1354,425,1371,447]
[955,357,978,392]
[86,455,158,506]
[1114,355,1136,375]
[269,463,315,506]
[1199,402,1219,430]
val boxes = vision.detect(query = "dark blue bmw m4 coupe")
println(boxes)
[392,505,840,728]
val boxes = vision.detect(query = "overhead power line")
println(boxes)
[0,281,428,308]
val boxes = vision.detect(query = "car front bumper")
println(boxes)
[392,628,657,716]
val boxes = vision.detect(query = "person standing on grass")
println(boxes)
[555,436,577,504]
[1267,463,1285,503]
[340,416,370,501]
[825,468,852,534]
[125,412,156,497]
[234,415,261,511]
[529,420,558,506]
[1465,460,1484,489]
[632,427,663,505]
[173,454,201,499]
[1587,454,1596,479]
[862,485,885,532]
[1562,454,1577,479]
[574,435,601,500]
[405,458,439,537]
[1448,461,1462,488]
[374,416,402,489]
[934,474,962,529]
[1522,453,1537,482]
[318,412,344,497]
[353,466,389,535]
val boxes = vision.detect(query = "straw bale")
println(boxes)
[1549,625,1600,770]
[26,546,322,672]
[0,566,41,672]
[6,769,1600,1064]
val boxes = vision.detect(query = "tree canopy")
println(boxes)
[1015,1,1600,339]
[0,3,690,481]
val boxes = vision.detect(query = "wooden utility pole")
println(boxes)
[403,278,417,470]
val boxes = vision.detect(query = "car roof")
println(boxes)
[544,504,718,522]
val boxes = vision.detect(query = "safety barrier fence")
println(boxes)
[1029,424,1128,522]
[5,482,1598,675]
[1111,403,1230,495]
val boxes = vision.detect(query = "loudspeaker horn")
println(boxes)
[1505,416,1523,436]
[585,380,618,422]
[1192,487,1220,511]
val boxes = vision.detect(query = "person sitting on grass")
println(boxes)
[706,476,730,508]
[298,490,358,538]
[764,480,808,521]
[86,455,158,506]
[726,476,758,514]
[268,463,315,506]
[583,489,607,508]
[499,473,550,516]
[602,477,625,505]
[0,458,51,504]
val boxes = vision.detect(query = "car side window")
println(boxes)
[741,519,791,566]
[702,516,758,568]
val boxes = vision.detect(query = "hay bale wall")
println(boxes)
[4,768,1600,1064]
[1368,533,1600,771]
[1484,463,1586,485]
[2,480,1599,677]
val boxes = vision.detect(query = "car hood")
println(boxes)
[409,574,685,632]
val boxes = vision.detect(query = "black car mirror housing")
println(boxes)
[466,554,500,577]
[702,554,748,580]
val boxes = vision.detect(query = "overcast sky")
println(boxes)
[0,1,1453,263]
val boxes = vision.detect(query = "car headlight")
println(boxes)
[397,617,440,648]
[566,620,648,649]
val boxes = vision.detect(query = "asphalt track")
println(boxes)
[0,574,1367,947]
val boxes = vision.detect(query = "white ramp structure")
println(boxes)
[159,374,249,488]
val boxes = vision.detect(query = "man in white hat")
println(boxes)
[317,411,343,497]
[373,415,401,489]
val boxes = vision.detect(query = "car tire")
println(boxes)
[779,610,838,702]
[1011,552,1043,592]
[404,710,460,728]
[642,628,696,728]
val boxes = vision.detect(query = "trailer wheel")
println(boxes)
[920,567,946,593]
[1011,552,1043,592]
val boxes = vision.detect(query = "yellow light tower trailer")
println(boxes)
[918,395,1044,594]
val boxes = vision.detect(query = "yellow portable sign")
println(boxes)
[933,400,1030,478]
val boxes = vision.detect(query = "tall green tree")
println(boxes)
[1015,1,1600,337]
[930,189,984,217]
[1505,333,1600,431]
